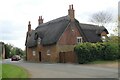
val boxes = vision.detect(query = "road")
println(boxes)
[2,59,118,78]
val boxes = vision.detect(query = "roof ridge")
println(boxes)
[36,15,70,29]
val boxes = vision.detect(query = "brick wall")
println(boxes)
[26,22,81,63]
[39,45,58,63]
[27,44,59,63]
[26,47,39,62]
[56,22,80,63]
[58,22,81,45]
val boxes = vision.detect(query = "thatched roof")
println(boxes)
[25,16,108,48]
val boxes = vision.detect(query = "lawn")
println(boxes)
[88,60,118,64]
[2,64,30,78]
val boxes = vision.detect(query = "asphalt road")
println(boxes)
[2,59,118,78]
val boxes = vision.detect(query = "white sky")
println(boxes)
[0,0,119,50]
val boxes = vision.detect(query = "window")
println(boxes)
[47,50,51,56]
[37,37,41,44]
[77,37,82,43]
[33,51,36,56]
[101,36,106,42]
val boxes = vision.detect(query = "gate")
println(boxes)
[59,51,77,63]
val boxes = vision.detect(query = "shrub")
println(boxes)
[74,42,119,64]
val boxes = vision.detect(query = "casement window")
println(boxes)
[32,51,36,56]
[101,36,106,42]
[77,37,82,43]
[47,50,51,56]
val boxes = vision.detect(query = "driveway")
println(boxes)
[2,59,118,78]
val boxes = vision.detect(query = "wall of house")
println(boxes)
[38,45,58,63]
[26,22,81,63]
[26,47,39,62]
[26,44,58,63]
[58,22,81,45]
[56,22,81,63]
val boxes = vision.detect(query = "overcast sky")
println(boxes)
[0,0,119,50]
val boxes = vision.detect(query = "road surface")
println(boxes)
[2,59,118,78]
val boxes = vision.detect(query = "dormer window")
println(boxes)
[38,37,41,44]
[77,37,82,43]
[34,32,38,40]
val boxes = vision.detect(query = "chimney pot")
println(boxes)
[38,16,43,25]
[68,4,75,21]
[28,21,31,31]
[69,5,71,9]
[71,4,73,9]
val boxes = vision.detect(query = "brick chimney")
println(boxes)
[28,21,31,32]
[68,4,75,21]
[38,16,43,25]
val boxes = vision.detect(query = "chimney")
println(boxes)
[28,21,31,32]
[68,4,75,21]
[38,16,43,25]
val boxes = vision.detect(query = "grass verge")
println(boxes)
[2,64,30,78]
[88,60,118,64]
[86,60,118,68]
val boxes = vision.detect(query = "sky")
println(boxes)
[0,0,119,50]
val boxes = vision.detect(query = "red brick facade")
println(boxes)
[58,22,81,45]
[26,44,58,63]
[26,22,80,63]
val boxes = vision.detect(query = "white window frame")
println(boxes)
[101,36,106,42]
[77,37,82,43]
[37,37,41,45]
[32,51,36,56]
[47,50,51,56]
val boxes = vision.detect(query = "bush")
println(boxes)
[74,42,119,64]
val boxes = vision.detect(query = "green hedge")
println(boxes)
[74,42,119,64]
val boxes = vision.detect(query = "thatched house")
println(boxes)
[25,5,108,63]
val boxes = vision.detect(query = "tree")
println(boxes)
[90,11,113,26]
[108,35,119,43]
[4,43,25,58]
[10,47,16,56]
[15,47,25,57]
[4,44,13,58]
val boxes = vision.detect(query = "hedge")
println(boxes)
[74,42,119,64]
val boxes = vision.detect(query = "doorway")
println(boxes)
[39,52,41,61]
[59,52,65,63]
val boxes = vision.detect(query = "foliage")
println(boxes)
[4,43,25,58]
[108,35,119,43]
[4,44,11,58]
[74,42,119,64]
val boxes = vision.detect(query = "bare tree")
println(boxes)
[90,11,113,26]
